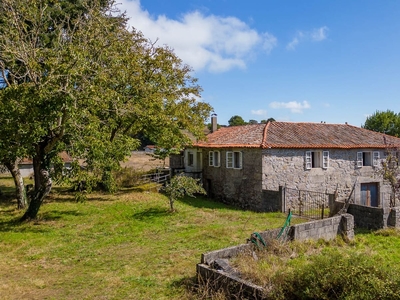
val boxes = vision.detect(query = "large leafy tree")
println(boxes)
[0,0,212,220]
[362,110,400,137]
[228,115,246,126]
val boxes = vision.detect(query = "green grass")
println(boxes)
[4,177,400,299]
[0,178,300,300]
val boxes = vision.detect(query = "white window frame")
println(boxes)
[323,151,329,169]
[305,150,328,169]
[226,151,242,169]
[209,151,214,166]
[357,151,380,167]
[209,151,220,167]
[357,152,363,167]
[305,151,312,170]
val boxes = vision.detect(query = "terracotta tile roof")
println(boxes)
[194,122,400,149]
[194,124,266,148]
[19,152,73,165]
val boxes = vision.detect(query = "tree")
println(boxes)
[163,175,206,211]
[228,115,246,126]
[248,119,258,125]
[362,110,400,137]
[260,117,276,124]
[0,0,212,220]
[378,138,400,207]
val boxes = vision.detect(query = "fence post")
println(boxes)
[282,185,286,213]
[321,204,325,220]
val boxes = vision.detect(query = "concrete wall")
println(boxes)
[202,148,263,210]
[262,148,392,207]
[198,214,355,299]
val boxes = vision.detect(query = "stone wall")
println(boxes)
[202,148,264,210]
[347,204,391,229]
[261,189,282,212]
[388,207,400,228]
[262,148,391,207]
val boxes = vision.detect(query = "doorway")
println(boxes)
[360,183,378,207]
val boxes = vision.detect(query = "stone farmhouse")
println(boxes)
[179,116,400,213]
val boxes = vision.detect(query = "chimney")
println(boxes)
[211,113,217,133]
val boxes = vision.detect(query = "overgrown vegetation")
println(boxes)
[229,230,400,299]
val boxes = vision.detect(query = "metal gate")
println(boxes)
[284,187,330,220]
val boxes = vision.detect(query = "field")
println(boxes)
[0,177,296,299]
[121,151,169,171]
[2,165,400,299]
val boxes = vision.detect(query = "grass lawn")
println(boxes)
[0,177,299,300]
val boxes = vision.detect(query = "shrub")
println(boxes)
[271,248,400,299]
[163,175,206,211]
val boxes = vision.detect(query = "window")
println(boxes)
[305,151,329,169]
[357,151,380,167]
[209,151,220,167]
[226,151,242,169]
[188,152,194,166]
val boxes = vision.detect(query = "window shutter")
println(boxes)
[209,151,214,166]
[305,151,312,170]
[226,152,233,168]
[356,152,363,167]
[373,151,380,167]
[323,151,329,169]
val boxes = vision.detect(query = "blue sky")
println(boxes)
[118,0,400,126]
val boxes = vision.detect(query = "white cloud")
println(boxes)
[311,26,329,41]
[286,37,299,51]
[117,0,277,72]
[251,109,268,116]
[269,101,311,113]
[286,26,328,50]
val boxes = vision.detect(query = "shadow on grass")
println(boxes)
[0,218,51,233]
[132,207,171,221]
[0,209,84,233]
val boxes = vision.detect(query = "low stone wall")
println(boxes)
[388,207,400,228]
[347,204,390,229]
[197,214,354,299]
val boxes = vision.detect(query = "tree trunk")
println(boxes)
[3,159,28,209]
[20,155,52,221]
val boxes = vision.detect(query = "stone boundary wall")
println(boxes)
[388,207,400,228]
[197,214,354,299]
[347,204,390,229]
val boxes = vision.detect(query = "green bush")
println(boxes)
[271,248,400,299]
[163,175,206,211]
